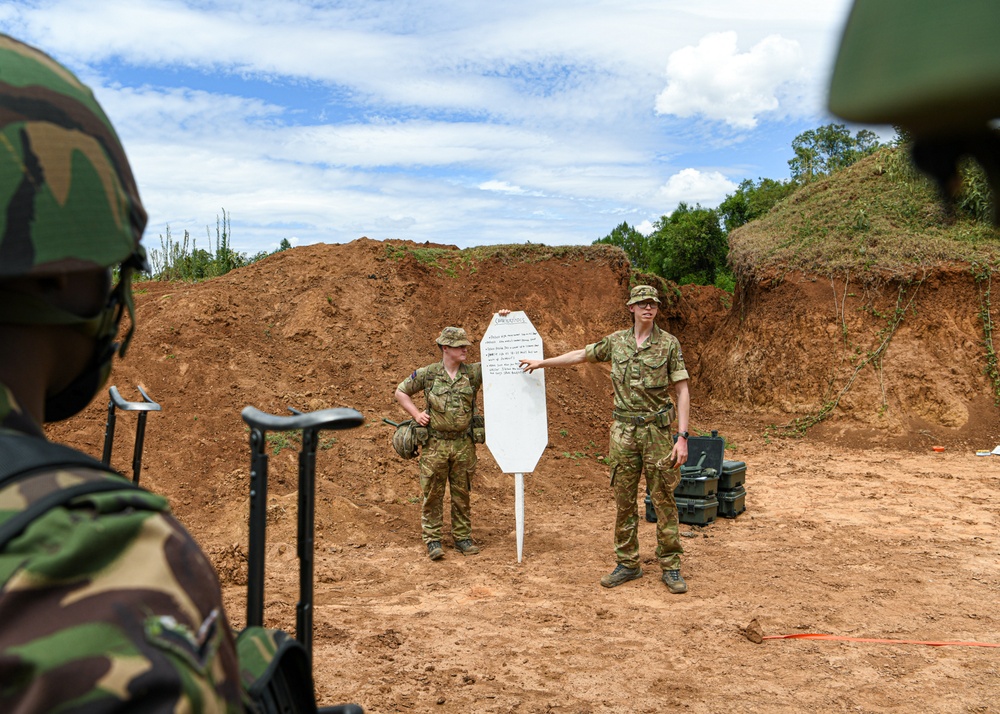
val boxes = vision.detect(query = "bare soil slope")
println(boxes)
[49,239,1000,713]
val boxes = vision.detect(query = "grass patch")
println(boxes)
[730,146,1000,284]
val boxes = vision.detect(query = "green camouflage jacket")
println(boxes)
[397,361,482,433]
[0,382,248,712]
[585,324,689,414]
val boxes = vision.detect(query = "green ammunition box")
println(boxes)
[675,495,718,525]
[719,460,746,490]
[717,485,746,519]
[674,473,718,498]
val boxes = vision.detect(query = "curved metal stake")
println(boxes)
[101,385,162,484]
[241,405,364,656]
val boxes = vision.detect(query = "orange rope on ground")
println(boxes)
[763,633,1000,648]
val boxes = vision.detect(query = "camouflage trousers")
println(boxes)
[608,421,683,571]
[419,435,476,543]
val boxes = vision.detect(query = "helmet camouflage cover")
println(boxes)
[0,33,147,277]
[392,419,422,459]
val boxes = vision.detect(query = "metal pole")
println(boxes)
[247,427,269,628]
[131,411,148,484]
[101,398,117,466]
[297,427,318,654]
[515,473,525,563]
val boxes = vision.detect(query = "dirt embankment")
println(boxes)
[46,239,1000,713]
[697,267,1000,449]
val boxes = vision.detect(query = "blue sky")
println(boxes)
[1,0,868,256]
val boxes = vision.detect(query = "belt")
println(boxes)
[613,409,668,425]
[428,428,470,441]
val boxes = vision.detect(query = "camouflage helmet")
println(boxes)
[391,420,421,459]
[0,33,147,277]
[626,284,660,305]
[436,326,472,347]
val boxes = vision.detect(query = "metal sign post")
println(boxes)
[481,311,547,562]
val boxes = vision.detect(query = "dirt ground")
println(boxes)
[49,240,1000,713]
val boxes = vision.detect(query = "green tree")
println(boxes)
[276,238,293,252]
[718,177,797,232]
[648,203,728,286]
[593,221,649,270]
[789,123,883,183]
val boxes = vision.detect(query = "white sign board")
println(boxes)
[481,311,548,563]
[481,312,547,474]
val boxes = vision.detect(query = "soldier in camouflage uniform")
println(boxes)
[520,285,691,593]
[395,324,500,560]
[0,33,281,712]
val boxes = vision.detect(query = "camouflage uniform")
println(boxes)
[397,343,481,546]
[0,383,248,712]
[586,322,689,571]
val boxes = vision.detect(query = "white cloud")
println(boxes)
[658,169,737,209]
[0,1,858,253]
[635,220,655,236]
[655,31,804,129]
[479,181,526,194]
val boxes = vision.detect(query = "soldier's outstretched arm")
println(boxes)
[519,348,587,373]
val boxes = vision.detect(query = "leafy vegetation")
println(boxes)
[729,146,1000,283]
[142,209,292,282]
[787,124,881,183]
[595,123,890,291]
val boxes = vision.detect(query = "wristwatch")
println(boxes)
[677,431,689,439]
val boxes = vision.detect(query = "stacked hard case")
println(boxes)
[644,430,748,525]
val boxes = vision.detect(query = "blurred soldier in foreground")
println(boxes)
[395,319,507,561]
[829,1,1000,221]
[519,286,691,594]
[0,34,314,712]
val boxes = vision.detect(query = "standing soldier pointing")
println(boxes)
[520,286,692,593]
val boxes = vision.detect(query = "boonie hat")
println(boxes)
[436,326,472,347]
[626,285,660,306]
[828,1,1000,133]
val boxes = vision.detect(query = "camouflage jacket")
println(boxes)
[585,324,689,414]
[0,383,247,713]
[397,361,482,433]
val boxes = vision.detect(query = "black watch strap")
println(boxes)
[677,431,689,439]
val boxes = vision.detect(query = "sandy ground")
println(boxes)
[222,423,1000,714]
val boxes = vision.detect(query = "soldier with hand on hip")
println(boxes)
[520,286,692,594]
[396,314,508,561]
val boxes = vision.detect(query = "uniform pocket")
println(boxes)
[426,385,448,412]
[611,355,629,384]
[641,353,670,388]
